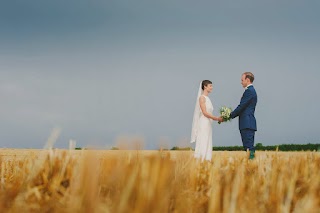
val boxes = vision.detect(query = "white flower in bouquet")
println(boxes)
[218,106,232,124]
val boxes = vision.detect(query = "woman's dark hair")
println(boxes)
[202,80,212,90]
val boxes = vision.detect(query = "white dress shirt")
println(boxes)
[245,84,253,90]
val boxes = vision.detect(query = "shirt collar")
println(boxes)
[245,84,253,90]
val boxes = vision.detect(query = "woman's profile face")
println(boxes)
[205,84,213,93]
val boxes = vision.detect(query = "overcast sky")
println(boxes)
[0,0,319,149]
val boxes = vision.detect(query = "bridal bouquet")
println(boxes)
[218,106,232,124]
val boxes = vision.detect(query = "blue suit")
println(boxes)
[230,85,257,151]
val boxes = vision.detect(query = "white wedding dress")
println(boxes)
[193,95,214,161]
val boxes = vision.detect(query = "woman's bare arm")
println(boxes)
[199,96,220,121]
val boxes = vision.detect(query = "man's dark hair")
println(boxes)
[243,72,254,83]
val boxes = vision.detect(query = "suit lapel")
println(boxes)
[242,85,252,99]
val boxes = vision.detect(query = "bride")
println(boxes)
[191,80,222,161]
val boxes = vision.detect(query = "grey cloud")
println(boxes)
[0,1,319,149]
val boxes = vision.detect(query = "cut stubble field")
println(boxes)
[0,149,319,212]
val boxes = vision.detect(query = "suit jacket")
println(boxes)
[230,85,257,131]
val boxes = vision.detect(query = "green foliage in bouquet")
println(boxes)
[218,106,232,124]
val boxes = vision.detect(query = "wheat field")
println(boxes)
[0,149,319,213]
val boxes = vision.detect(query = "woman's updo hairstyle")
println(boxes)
[201,80,212,90]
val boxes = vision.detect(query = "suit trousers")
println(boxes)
[240,129,255,151]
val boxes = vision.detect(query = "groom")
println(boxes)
[228,72,257,159]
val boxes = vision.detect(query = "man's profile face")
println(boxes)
[241,74,250,88]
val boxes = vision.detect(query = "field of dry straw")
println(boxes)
[0,149,319,213]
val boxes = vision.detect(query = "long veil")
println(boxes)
[190,82,203,143]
